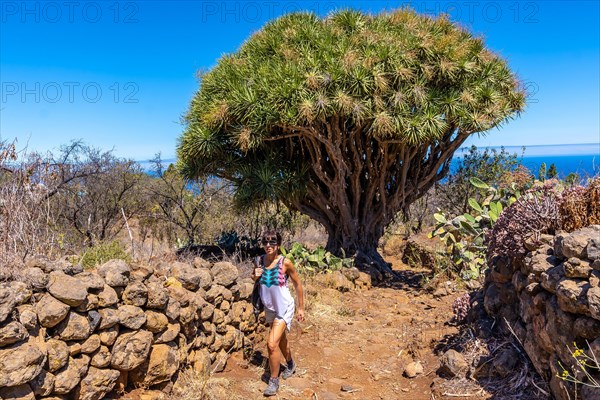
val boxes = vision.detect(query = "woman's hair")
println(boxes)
[261,229,282,245]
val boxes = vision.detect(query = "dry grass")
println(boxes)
[435,323,550,400]
[170,368,245,400]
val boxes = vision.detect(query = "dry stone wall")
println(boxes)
[484,225,600,400]
[0,257,261,399]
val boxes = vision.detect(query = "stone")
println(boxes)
[200,302,215,321]
[404,361,423,378]
[582,384,600,400]
[97,308,119,330]
[211,262,239,287]
[586,237,600,261]
[574,316,600,339]
[85,310,99,334]
[588,286,600,320]
[99,326,119,346]
[191,348,211,374]
[97,285,119,307]
[172,262,203,291]
[36,293,70,328]
[11,282,32,305]
[556,226,600,259]
[29,369,55,396]
[23,267,49,291]
[118,305,146,329]
[110,330,153,371]
[556,279,590,315]
[220,300,231,312]
[53,355,90,394]
[97,260,131,287]
[212,308,225,326]
[165,298,181,320]
[144,310,169,333]
[146,281,169,309]
[75,294,99,312]
[439,349,469,378]
[525,252,559,276]
[97,259,131,287]
[74,272,105,291]
[211,349,229,373]
[81,334,101,354]
[193,257,211,269]
[90,346,111,368]
[492,347,519,378]
[130,342,180,386]
[541,264,565,293]
[55,258,83,275]
[166,285,192,306]
[122,281,148,306]
[0,283,18,323]
[0,383,35,400]
[330,270,355,292]
[205,285,232,305]
[55,311,92,341]
[590,270,600,287]
[77,367,120,400]
[0,342,46,387]
[564,257,593,279]
[221,326,239,351]
[17,305,38,331]
[154,323,180,344]
[342,266,360,281]
[131,264,154,281]
[69,343,82,356]
[0,321,28,347]
[236,281,254,300]
[47,271,88,306]
[46,339,69,372]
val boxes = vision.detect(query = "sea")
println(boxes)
[452,143,600,179]
[140,143,600,180]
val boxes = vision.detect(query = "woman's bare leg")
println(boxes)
[267,320,287,378]
[278,329,291,362]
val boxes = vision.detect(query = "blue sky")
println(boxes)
[1,0,599,161]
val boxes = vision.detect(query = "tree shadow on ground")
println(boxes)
[375,268,434,291]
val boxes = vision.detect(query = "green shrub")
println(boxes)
[430,177,521,280]
[77,241,130,269]
[281,242,353,275]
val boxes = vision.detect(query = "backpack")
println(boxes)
[251,256,264,316]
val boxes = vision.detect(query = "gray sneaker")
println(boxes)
[263,377,279,397]
[281,360,296,379]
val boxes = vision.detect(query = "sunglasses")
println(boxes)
[261,239,278,246]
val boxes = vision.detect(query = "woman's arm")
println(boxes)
[252,256,262,282]
[284,258,305,322]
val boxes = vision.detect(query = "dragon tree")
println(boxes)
[177,9,526,275]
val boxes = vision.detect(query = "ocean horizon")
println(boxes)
[453,143,600,178]
[138,143,600,179]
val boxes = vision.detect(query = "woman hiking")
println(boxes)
[252,230,305,397]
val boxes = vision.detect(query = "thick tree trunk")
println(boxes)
[283,117,472,282]
[323,215,397,282]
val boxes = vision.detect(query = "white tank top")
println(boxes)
[258,255,294,315]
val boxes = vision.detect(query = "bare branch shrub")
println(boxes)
[487,182,561,260]
[559,177,600,231]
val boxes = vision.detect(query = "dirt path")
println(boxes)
[209,261,470,400]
